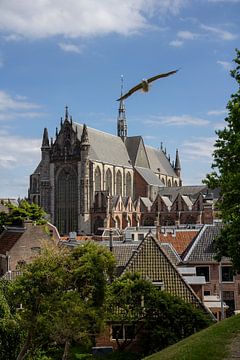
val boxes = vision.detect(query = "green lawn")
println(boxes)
[144,315,240,360]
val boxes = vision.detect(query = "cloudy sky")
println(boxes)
[0,0,239,198]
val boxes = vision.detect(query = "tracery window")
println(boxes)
[95,166,101,192]
[106,168,112,195]
[126,172,132,197]
[55,166,78,235]
[116,170,122,195]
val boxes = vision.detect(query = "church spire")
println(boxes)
[41,127,50,148]
[65,105,69,122]
[117,75,127,142]
[174,149,181,177]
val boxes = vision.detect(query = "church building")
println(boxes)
[29,100,184,235]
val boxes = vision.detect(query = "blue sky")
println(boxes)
[0,0,239,198]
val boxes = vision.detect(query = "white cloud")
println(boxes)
[145,114,209,126]
[217,60,232,71]
[169,39,183,47]
[0,0,186,40]
[177,30,198,40]
[201,24,238,41]
[207,109,227,116]
[59,43,84,54]
[0,90,43,120]
[181,137,215,160]
[0,133,40,172]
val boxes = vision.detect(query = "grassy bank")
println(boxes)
[144,315,240,360]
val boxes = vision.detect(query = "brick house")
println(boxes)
[94,233,213,351]
[0,220,60,277]
[181,224,240,318]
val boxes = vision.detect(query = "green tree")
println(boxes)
[10,242,115,360]
[0,280,24,360]
[106,273,211,356]
[0,200,46,233]
[205,49,240,270]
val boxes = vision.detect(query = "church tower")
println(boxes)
[117,76,127,141]
[79,124,91,233]
[39,127,51,214]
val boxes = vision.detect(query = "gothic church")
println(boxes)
[29,101,186,235]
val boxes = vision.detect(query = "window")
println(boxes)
[106,169,112,195]
[116,170,122,195]
[138,233,144,241]
[95,166,101,192]
[31,246,41,254]
[204,290,211,296]
[126,172,132,197]
[221,266,233,282]
[111,325,135,341]
[196,266,210,282]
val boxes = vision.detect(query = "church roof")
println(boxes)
[125,136,150,168]
[145,146,177,177]
[0,227,25,254]
[135,166,165,187]
[74,123,132,168]
[159,185,208,202]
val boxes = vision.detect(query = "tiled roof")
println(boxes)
[159,185,208,202]
[145,146,176,177]
[158,230,199,255]
[135,167,164,187]
[123,233,209,311]
[75,123,132,168]
[183,224,225,263]
[160,243,181,265]
[0,227,25,254]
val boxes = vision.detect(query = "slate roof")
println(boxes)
[0,227,25,254]
[183,224,226,263]
[125,136,150,168]
[75,123,132,168]
[159,230,199,256]
[140,197,152,210]
[159,185,208,202]
[135,167,165,187]
[160,243,181,265]
[145,146,176,177]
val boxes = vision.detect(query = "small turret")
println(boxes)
[65,106,69,121]
[174,149,181,177]
[41,128,50,149]
[81,124,90,148]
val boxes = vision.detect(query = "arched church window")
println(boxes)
[116,170,122,195]
[126,172,132,197]
[174,180,178,187]
[55,166,78,235]
[95,166,101,192]
[161,177,165,185]
[167,179,172,187]
[106,168,112,195]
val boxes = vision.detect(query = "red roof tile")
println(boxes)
[158,230,199,255]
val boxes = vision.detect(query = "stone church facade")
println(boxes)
[29,103,214,235]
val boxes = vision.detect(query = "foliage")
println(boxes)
[0,280,24,360]
[0,200,46,233]
[107,273,211,356]
[10,242,115,360]
[144,314,240,360]
[204,49,240,270]
[0,211,8,233]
